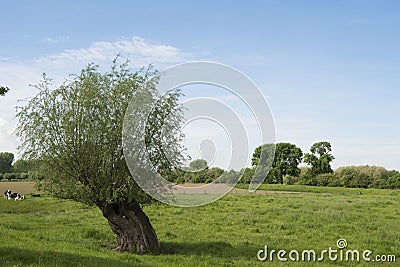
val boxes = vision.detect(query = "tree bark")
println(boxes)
[97,201,160,254]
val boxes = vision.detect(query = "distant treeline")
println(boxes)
[164,141,400,189]
[0,152,44,181]
[1,141,400,189]
[164,162,400,189]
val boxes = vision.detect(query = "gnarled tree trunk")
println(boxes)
[97,201,160,254]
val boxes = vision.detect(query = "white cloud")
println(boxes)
[37,37,190,68]
[43,36,70,44]
[0,36,191,158]
[0,56,11,62]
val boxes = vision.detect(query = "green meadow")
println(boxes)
[0,184,399,266]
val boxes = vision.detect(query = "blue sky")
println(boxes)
[1,0,399,170]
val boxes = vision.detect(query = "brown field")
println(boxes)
[0,181,40,195]
[0,181,302,197]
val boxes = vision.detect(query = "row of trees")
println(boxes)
[0,152,44,180]
[251,141,335,184]
[165,142,334,184]
[0,172,29,181]
[248,141,400,188]
[3,140,400,189]
[164,142,400,189]
[298,165,400,189]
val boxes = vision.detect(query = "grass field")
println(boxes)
[0,183,399,266]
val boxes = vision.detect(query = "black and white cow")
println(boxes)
[4,190,11,199]
[3,190,25,200]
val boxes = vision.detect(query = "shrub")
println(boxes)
[28,171,45,180]
[327,177,342,187]
[175,176,185,184]
[239,168,255,184]
[334,166,391,188]
[299,169,317,186]
[283,175,300,185]
[315,173,334,186]
[3,173,16,181]
[218,170,241,185]
[384,174,400,189]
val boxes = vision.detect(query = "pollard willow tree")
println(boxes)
[16,59,185,254]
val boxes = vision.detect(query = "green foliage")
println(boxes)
[218,169,241,184]
[304,141,335,175]
[315,173,335,186]
[251,143,275,167]
[0,152,14,173]
[20,172,29,180]
[192,167,225,183]
[0,172,29,181]
[16,59,184,206]
[13,159,33,173]
[299,168,317,186]
[0,85,10,96]
[164,167,186,183]
[334,165,394,188]
[384,173,400,189]
[11,159,45,181]
[164,160,224,184]
[251,143,273,185]
[206,167,224,183]
[4,173,16,181]
[282,174,300,185]
[189,159,208,171]
[296,165,400,189]
[253,143,302,184]
[239,167,255,184]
